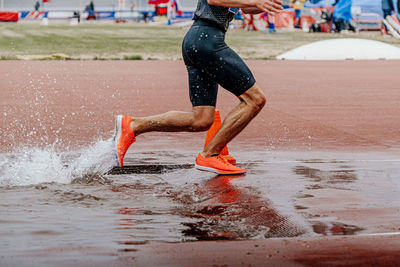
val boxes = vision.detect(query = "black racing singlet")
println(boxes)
[193,0,238,31]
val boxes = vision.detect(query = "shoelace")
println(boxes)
[216,155,232,166]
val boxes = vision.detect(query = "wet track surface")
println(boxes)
[1,147,400,264]
[1,60,400,265]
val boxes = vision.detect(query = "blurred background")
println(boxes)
[0,0,398,29]
[0,0,399,60]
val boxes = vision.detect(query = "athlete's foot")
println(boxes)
[195,153,246,175]
[114,115,136,167]
[221,154,236,165]
[201,152,236,165]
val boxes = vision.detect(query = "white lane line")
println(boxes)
[359,232,400,237]
[256,159,400,164]
[332,159,400,162]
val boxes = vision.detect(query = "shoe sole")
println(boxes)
[113,115,123,167]
[195,164,246,175]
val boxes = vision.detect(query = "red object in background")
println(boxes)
[275,10,295,28]
[237,14,258,31]
[170,0,182,16]
[320,22,331,32]
[148,0,169,4]
[42,0,51,2]
[308,6,335,32]
[156,6,167,15]
[0,11,19,22]
[148,0,169,16]
[300,15,316,28]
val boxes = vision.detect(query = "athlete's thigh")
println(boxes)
[207,46,256,97]
[186,65,219,107]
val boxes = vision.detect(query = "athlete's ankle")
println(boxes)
[201,151,219,158]
[130,118,141,136]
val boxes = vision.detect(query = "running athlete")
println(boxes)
[114,0,283,175]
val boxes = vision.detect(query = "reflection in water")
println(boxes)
[116,218,137,231]
[294,164,364,236]
[180,175,305,240]
[117,208,137,215]
[294,165,357,186]
[112,173,305,247]
[312,221,364,236]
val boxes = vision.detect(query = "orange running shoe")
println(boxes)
[222,154,236,165]
[114,115,136,167]
[195,153,246,175]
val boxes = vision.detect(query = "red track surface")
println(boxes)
[1,61,400,265]
[1,60,399,152]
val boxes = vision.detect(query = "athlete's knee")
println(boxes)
[241,84,266,112]
[253,91,267,111]
[190,107,215,131]
[191,117,214,131]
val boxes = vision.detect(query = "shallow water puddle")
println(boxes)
[1,147,400,258]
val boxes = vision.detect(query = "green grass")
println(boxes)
[0,55,17,60]
[1,22,399,60]
[123,55,143,60]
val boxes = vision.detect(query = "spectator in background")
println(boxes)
[268,13,276,33]
[291,0,307,28]
[332,0,352,33]
[85,1,97,20]
[398,0,400,20]
[73,11,81,23]
[260,12,276,33]
[382,0,395,19]
[310,8,332,32]
[282,0,290,9]
[381,0,395,33]
[143,12,150,23]
[34,1,40,11]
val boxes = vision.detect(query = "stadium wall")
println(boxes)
[1,0,197,12]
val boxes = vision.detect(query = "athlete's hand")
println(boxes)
[253,0,283,13]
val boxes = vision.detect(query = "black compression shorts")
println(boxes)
[182,19,256,107]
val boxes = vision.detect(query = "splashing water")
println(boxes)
[0,139,116,187]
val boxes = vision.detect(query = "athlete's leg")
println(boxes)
[202,83,266,158]
[131,105,215,136]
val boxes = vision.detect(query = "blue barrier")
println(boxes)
[18,10,194,21]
